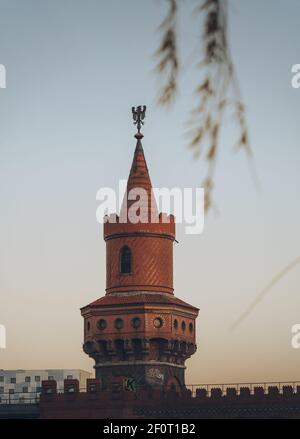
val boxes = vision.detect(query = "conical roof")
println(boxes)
[120,134,158,222]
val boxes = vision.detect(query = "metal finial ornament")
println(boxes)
[132,105,146,139]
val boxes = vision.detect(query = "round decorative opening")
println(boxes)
[189,322,193,333]
[181,321,186,331]
[153,317,163,329]
[97,319,107,331]
[115,318,124,330]
[173,319,178,330]
[132,317,141,329]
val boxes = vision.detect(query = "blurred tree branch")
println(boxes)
[155,0,179,105]
[155,0,252,211]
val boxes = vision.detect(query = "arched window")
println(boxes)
[120,246,132,274]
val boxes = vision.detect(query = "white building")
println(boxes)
[0,369,92,404]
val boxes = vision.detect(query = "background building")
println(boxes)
[0,369,91,404]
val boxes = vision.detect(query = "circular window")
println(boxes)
[132,317,141,329]
[97,319,107,330]
[189,322,193,333]
[181,321,186,331]
[115,318,124,330]
[87,321,91,332]
[173,319,178,330]
[153,317,163,329]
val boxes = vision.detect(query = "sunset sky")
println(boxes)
[1,0,300,385]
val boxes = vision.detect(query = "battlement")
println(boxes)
[103,212,175,240]
[37,379,300,419]
[2,379,299,419]
[40,379,300,401]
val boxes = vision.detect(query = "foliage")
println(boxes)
[155,0,251,211]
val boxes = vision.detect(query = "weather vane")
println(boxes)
[132,105,146,138]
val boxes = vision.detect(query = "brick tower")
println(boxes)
[81,106,199,391]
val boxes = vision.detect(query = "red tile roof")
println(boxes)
[85,293,198,311]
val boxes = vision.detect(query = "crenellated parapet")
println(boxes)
[103,212,175,241]
[39,379,300,419]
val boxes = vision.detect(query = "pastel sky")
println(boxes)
[0,0,300,385]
